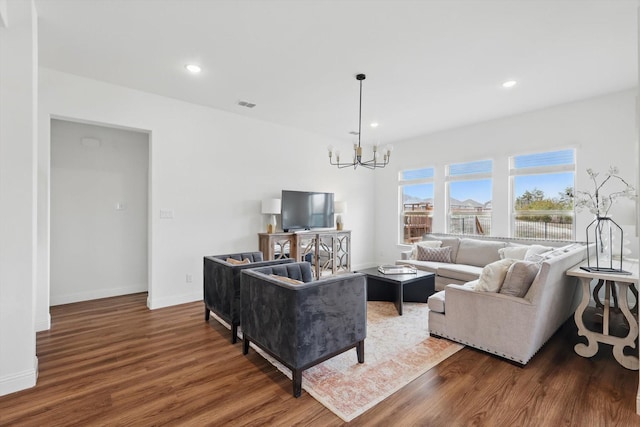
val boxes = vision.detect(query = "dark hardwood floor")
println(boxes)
[1,293,639,426]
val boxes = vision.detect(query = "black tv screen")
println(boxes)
[281,190,334,232]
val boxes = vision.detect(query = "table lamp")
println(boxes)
[261,198,281,234]
[335,201,347,230]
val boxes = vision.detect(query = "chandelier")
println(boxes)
[328,74,393,169]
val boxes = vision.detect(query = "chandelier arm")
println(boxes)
[360,157,389,168]
[330,157,359,169]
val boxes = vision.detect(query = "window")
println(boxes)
[511,149,575,240]
[446,160,492,235]
[399,167,434,243]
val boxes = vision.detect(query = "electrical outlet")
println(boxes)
[186,274,193,283]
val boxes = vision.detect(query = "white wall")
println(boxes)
[0,0,38,396]
[374,89,638,263]
[50,120,149,305]
[38,68,377,316]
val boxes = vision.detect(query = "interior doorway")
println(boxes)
[50,119,149,305]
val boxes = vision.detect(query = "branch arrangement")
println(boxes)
[574,166,636,218]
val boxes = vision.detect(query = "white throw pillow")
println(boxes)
[498,246,530,260]
[476,258,517,292]
[410,240,442,260]
[524,245,553,262]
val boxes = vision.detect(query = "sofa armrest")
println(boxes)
[442,284,539,362]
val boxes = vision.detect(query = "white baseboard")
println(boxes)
[35,313,51,332]
[147,290,202,310]
[0,356,37,397]
[352,262,378,271]
[50,284,148,306]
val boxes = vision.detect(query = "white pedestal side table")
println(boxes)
[566,260,639,371]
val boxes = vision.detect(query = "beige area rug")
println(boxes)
[212,302,463,422]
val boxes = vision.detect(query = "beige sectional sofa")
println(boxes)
[398,233,571,291]
[397,233,587,364]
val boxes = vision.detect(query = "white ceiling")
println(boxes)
[34,0,638,145]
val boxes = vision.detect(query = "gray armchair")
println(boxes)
[240,262,367,397]
[203,252,294,343]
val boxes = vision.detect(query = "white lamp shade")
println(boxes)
[334,201,347,214]
[261,198,281,215]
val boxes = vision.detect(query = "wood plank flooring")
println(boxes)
[1,292,639,426]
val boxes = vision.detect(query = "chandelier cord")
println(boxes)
[358,76,363,150]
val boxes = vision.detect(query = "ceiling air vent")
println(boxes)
[238,100,256,108]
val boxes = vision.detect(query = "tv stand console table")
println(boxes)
[258,230,351,278]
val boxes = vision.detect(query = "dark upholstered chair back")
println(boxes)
[203,251,294,343]
[249,262,314,283]
[212,252,264,263]
[240,262,366,397]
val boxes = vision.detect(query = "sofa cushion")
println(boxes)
[436,264,483,283]
[498,245,530,260]
[410,240,442,260]
[416,246,452,263]
[476,258,516,292]
[455,238,507,267]
[499,261,540,297]
[227,257,250,265]
[397,259,443,274]
[428,290,446,313]
[424,235,461,263]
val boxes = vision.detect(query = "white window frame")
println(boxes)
[399,167,435,244]
[509,149,576,240]
[445,160,493,235]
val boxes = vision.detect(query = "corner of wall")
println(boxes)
[35,313,51,332]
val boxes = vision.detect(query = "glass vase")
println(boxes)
[585,216,624,272]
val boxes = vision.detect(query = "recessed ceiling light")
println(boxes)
[185,64,201,74]
[370,122,379,128]
[502,80,517,88]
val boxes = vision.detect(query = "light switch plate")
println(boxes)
[160,209,174,219]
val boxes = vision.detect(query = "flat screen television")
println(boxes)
[281,190,334,232]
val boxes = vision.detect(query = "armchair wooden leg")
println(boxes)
[356,340,365,363]
[243,337,250,355]
[232,324,238,344]
[204,306,210,321]
[293,369,302,398]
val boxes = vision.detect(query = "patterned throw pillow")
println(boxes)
[416,246,452,263]
[410,240,442,260]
